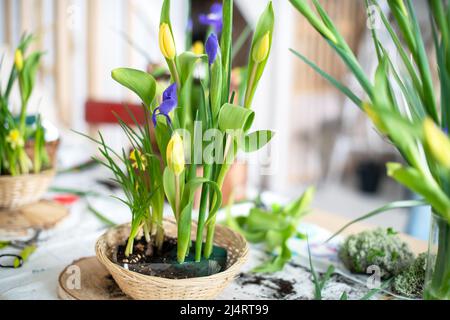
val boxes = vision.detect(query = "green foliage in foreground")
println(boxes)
[226,187,315,273]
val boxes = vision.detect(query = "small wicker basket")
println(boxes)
[96,219,249,300]
[0,169,56,209]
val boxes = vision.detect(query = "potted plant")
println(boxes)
[0,34,56,209]
[290,0,450,299]
[88,0,275,300]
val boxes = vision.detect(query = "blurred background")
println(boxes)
[0,0,432,238]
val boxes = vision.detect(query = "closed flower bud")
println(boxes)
[159,23,176,60]
[15,50,24,72]
[423,118,450,169]
[252,32,270,64]
[167,133,185,175]
[363,103,387,134]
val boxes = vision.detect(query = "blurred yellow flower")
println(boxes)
[6,129,24,149]
[159,23,176,60]
[192,41,204,55]
[363,103,387,134]
[423,118,450,169]
[166,133,185,176]
[252,32,270,64]
[130,149,147,171]
[15,50,24,72]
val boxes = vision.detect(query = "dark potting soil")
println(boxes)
[114,237,228,280]
[237,273,296,299]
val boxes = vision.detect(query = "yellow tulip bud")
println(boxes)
[159,23,176,60]
[166,133,185,176]
[252,32,270,64]
[15,50,24,72]
[363,103,387,134]
[423,118,450,169]
[192,41,204,55]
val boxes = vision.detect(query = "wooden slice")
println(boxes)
[58,257,129,300]
[0,200,69,236]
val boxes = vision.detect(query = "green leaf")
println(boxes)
[284,186,315,219]
[177,52,206,85]
[218,103,255,132]
[326,199,428,243]
[387,163,450,221]
[177,201,193,263]
[289,48,362,108]
[163,167,177,215]
[243,130,275,153]
[252,242,292,273]
[221,0,233,104]
[111,68,156,107]
[20,52,43,103]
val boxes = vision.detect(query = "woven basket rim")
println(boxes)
[96,220,249,283]
[0,168,56,181]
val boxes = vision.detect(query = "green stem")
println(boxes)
[175,174,180,221]
[195,164,212,262]
[244,64,258,108]
[168,59,180,89]
[204,136,234,259]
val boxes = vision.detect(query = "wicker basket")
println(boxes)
[0,169,56,209]
[96,219,249,300]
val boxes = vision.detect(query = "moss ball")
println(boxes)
[339,228,414,279]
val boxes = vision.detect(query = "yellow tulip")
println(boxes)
[159,23,176,60]
[192,41,204,55]
[252,32,270,64]
[423,118,450,169]
[15,50,24,72]
[6,129,24,149]
[166,133,185,175]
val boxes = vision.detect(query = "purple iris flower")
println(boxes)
[152,83,177,127]
[199,3,223,34]
[205,33,219,65]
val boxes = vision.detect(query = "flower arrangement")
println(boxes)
[290,0,450,299]
[88,0,275,295]
[0,34,48,177]
[0,34,54,210]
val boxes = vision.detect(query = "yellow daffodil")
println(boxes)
[15,50,24,72]
[192,41,204,55]
[159,23,176,60]
[423,118,450,169]
[6,129,24,150]
[130,149,147,171]
[252,32,270,64]
[166,133,185,176]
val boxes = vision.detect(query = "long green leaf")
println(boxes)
[290,49,362,107]
[326,199,427,242]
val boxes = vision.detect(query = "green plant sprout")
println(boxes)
[226,187,315,273]
[0,34,49,176]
